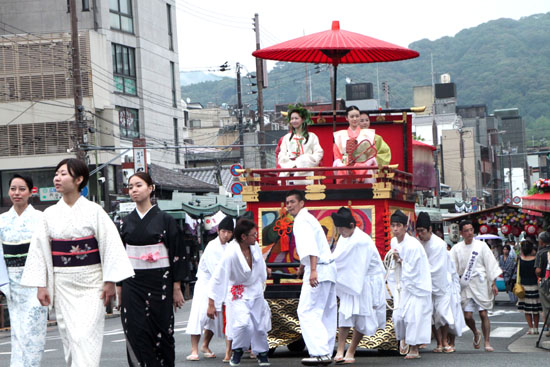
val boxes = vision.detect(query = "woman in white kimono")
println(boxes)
[331,207,386,364]
[0,174,48,367]
[186,215,234,361]
[21,158,134,367]
[207,219,271,367]
[278,104,324,185]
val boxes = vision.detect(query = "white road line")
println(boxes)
[489,327,523,338]
[111,339,126,343]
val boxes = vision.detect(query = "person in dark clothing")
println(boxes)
[517,240,542,334]
[119,172,187,366]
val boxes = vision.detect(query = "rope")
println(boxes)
[384,249,401,311]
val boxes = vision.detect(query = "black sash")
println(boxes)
[51,236,101,267]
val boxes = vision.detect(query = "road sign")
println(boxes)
[230,164,242,176]
[504,197,512,204]
[81,185,89,197]
[512,196,521,205]
[231,182,243,195]
[39,187,61,202]
[31,186,38,195]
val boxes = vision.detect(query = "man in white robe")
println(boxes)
[186,215,234,361]
[286,190,337,366]
[207,219,271,367]
[388,210,432,360]
[331,207,386,363]
[416,212,464,353]
[450,220,501,352]
[21,196,135,367]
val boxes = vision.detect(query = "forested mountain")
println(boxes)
[181,12,550,144]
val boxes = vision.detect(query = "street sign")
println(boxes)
[513,196,521,205]
[81,185,89,197]
[31,186,38,195]
[504,197,512,204]
[230,164,242,176]
[231,182,243,195]
[39,187,61,202]
[133,138,147,173]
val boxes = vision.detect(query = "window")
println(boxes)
[82,0,90,11]
[110,0,134,33]
[174,118,180,164]
[112,43,137,95]
[170,61,177,107]
[190,119,201,128]
[118,106,139,139]
[167,4,173,50]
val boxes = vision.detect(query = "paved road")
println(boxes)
[1,294,549,366]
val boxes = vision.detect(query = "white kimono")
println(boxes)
[450,239,502,310]
[0,205,48,367]
[278,132,323,185]
[293,208,337,357]
[389,234,432,346]
[21,196,135,367]
[333,228,386,335]
[421,235,459,331]
[447,251,466,336]
[187,236,227,336]
[208,240,271,354]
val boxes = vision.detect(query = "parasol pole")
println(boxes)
[332,63,338,132]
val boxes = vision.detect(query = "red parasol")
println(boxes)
[253,21,419,115]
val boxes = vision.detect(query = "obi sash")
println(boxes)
[3,240,30,267]
[126,243,170,270]
[51,235,101,267]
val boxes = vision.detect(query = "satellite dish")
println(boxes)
[186,97,191,103]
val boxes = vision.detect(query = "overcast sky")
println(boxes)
[175,0,549,75]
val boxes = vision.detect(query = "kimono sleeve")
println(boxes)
[164,213,188,282]
[481,245,502,282]
[295,133,324,169]
[208,249,231,306]
[278,135,297,169]
[96,207,134,283]
[293,216,319,261]
[20,215,49,288]
[334,238,367,296]
[400,245,431,295]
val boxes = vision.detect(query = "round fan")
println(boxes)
[349,139,377,164]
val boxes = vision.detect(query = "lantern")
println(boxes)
[525,225,537,236]
[501,224,511,235]
[479,224,490,234]
[511,226,522,237]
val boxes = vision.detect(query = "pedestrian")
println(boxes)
[331,207,386,364]
[21,158,134,366]
[186,215,234,362]
[207,218,271,367]
[516,240,542,334]
[535,231,550,336]
[416,212,464,353]
[499,244,518,303]
[0,174,48,366]
[118,172,187,366]
[285,190,337,366]
[388,209,432,360]
[450,220,501,352]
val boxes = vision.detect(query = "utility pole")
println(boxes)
[459,127,466,200]
[236,62,244,164]
[383,82,390,109]
[69,0,85,161]
[508,143,513,197]
[253,13,266,168]
[430,53,440,208]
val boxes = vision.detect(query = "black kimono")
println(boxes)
[119,206,187,367]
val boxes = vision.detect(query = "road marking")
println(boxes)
[174,327,187,332]
[111,339,126,343]
[490,327,523,338]
[0,349,57,355]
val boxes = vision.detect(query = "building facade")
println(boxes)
[0,0,183,210]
